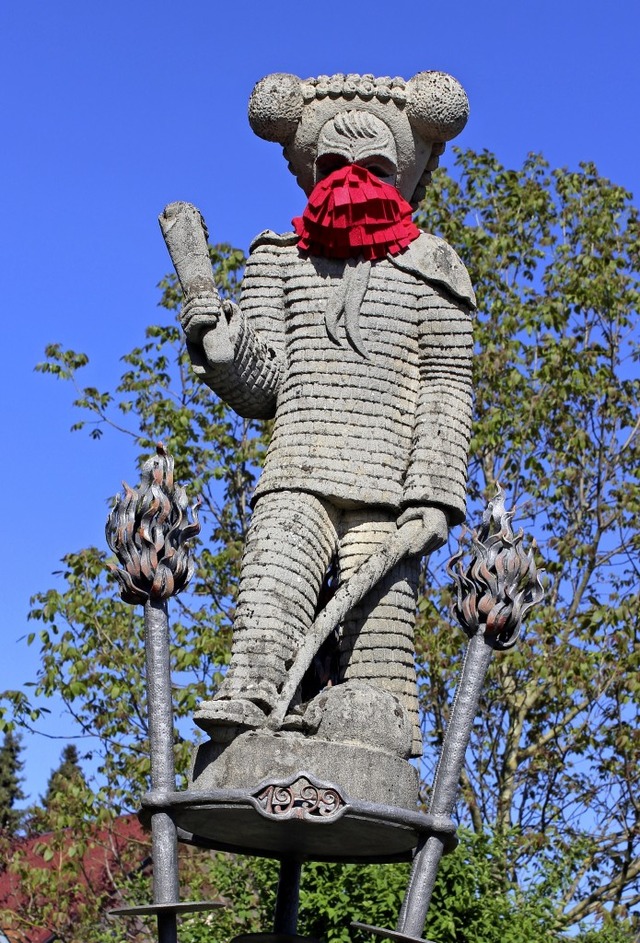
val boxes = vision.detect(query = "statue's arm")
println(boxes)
[182,242,287,419]
[402,289,474,531]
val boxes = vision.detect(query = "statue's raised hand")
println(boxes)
[179,289,223,343]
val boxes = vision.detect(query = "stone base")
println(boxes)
[190,729,419,810]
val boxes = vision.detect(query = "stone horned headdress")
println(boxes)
[248,71,469,208]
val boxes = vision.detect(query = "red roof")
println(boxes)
[0,816,148,943]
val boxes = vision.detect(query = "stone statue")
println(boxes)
[160,71,475,779]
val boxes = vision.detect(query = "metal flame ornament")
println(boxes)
[362,487,545,943]
[106,444,201,603]
[105,446,220,942]
[448,484,544,647]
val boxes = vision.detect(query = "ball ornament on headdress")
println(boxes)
[406,71,469,142]
[248,73,304,144]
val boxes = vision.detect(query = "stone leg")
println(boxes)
[337,509,422,757]
[195,490,338,732]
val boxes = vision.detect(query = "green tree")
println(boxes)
[178,832,558,943]
[0,730,26,835]
[28,742,89,831]
[1,744,152,943]
[414,152,639,932]
[21,244,254,808]
[43,744,85,804]
[1,154,638,939]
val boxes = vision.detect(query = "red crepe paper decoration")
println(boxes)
[292,164,420,261]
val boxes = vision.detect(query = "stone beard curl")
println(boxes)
[314,112,400,359]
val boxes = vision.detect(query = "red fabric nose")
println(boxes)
[292,164,420,261]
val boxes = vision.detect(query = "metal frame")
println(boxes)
[106,452,543,943]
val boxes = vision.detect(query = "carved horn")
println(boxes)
[406,71,469,143]
[248,73,304,144]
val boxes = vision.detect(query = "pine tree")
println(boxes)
[0,731,26,834]
[39,743,88,823]
[43,744,84,806]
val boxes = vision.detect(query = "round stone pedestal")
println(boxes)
[190,729,419,809]
[139,731,457,863]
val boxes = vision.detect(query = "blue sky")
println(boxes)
[2,0,639,801]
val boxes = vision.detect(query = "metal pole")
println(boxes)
[397,633,494,938]
[106,447,209,940]
[352,488,543,943]
[145,598,179,943]
[273,858,303,936]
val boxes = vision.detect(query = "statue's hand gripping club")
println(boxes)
[396,505,449,556]
[159,201,234,362]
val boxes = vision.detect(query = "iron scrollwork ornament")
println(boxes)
[254,776,346,822]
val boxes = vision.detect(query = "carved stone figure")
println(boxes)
[161,71,475,775]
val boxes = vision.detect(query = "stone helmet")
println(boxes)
[248,71,469,208]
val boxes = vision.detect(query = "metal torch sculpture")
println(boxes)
[355,485,544,943]
[105,445,222,943]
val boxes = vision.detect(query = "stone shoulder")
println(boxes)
[388,232,476,309]
[246,229,476,310]
[249,229,299,253]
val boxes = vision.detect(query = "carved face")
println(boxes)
[314,111,405,188]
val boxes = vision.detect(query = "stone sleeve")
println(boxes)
[402,290,474,525]
[188,243,287,419]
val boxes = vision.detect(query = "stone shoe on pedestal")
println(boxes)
[297,681,414,760]
[194,697,269,741]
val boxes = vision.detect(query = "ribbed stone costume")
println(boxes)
[179,72,476,758]
[187,229,474,755]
